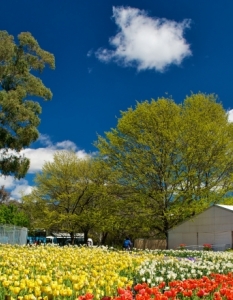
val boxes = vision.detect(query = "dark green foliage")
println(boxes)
[0,31,55,178]
[0,203,29,227]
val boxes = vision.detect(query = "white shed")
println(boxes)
[168,204,233,250]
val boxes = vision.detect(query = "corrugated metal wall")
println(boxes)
[168,206,233,249]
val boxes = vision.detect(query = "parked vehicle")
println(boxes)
[27,229,46,244]
[46,233,84,246]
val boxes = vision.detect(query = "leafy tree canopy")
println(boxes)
[22,151,113,243]
[0,203,29,227]
[95,93,233,238]
[0,30,55,179]
[0,186,29,227]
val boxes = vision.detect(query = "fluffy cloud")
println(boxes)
[95,6,191,71]
[228,109,233,122]
[22,148,59,173]
[0,135,89,200]
[21,135,89,173]
[0,176,15,189]
[0,177,33,200]
[10,180,33,200]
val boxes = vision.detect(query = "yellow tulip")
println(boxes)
[52,289,60,296]
[0,244,157,299]
[50,281,58,289]
[2,280,11,287]
[73,283,80,291]
[12,286,20,294]
[34,287,41,297]
[44,285,52,294]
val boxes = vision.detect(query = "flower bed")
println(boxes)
[86,273,233,300]
[0,245,233,299]
[135,251,233,284]
[0,245,156,299]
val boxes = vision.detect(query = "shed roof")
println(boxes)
[51,232,84,238]
[215,204,233,211]
[168,204,233,232]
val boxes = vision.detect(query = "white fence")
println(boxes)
[0,224,28,245]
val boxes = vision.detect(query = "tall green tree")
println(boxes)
[0,30,55,178]
[95,93,233,240]
[22,151,112,244]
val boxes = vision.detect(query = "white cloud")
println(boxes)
[55,140,77,151]
[37,134,53,147]
[21,137,89,173]
[95,6,191,71]
[22,148,57,173]
[0,176,15,189]
[0,135,90,200]
[228,109,233,122]
[87,50,93,57]
[10,180,33,200]
[0,177,33,200]
[22,147,88,174]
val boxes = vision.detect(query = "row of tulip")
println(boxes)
[79,273,233,300]
[135,251,233,285]
[0,244,233,299]
[0,244,157,299]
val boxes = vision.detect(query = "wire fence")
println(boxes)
[0,224,28,245]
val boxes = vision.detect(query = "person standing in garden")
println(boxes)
[123,237,132,250]
[87,238,93,247]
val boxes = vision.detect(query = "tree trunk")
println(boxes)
[163,219,169,249]
[70,231,74,245]
[84,230,89,244]
[101,232,108,245]
[165,230,169,249]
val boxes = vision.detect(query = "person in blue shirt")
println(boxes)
[123,237,132,250]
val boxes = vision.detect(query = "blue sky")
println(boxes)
[1,0,233,199]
